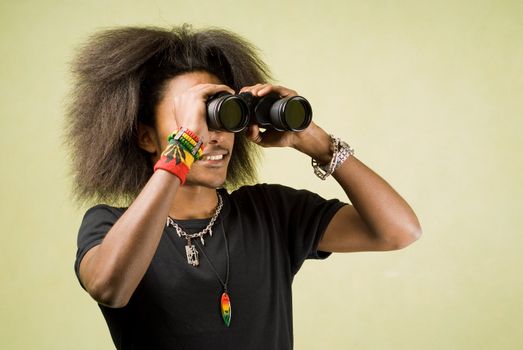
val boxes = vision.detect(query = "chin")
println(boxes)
[185,175,227,189]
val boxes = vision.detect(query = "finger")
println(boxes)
[240,83,265,94]
[246,124,263,144]
[190,83,235,98]
[258,85,298,97]
[249,83,273,96]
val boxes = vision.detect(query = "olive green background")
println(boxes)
[1,0,522,349]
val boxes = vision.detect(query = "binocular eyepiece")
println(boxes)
[206,92,312,132]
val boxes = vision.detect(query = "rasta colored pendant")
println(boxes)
[192,219,232,327]
[221,292,232,327]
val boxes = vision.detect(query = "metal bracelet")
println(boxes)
[311,135,354,180]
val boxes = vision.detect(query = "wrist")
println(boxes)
[311,134,354,180]
[292,122,333,163]
[153,127,204,185]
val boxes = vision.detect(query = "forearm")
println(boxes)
[293,123,421,249]
[80,170,180,307]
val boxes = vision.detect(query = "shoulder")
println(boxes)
[228,183,292,202]
[84,203,126,216]
[80,204,127,227]
[228,183,332,206]
[77,204,127,247]
[230,183,307,197]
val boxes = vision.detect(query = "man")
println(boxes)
[68,25,421,349]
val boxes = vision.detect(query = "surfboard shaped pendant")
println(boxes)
[220,292,232,327]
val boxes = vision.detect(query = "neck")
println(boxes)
[170,185,220,220]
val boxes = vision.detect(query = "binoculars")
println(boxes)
[206,92,312,132]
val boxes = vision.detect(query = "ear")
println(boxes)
[137,123,159,155]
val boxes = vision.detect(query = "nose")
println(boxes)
[208,130,228,144]
[209,130,223,144]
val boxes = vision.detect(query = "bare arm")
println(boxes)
[78,81,234,308]
[322,156,421,251]
[243,84,422,253]
[294,124,422,252]
[79,172,180,308]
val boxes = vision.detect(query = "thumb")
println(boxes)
[246,124,264,145]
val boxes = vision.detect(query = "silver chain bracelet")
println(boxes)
[311,134,354,180]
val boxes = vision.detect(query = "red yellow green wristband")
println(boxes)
[154,142,194,184]
[154,127,203,184]
[167,128,204,160]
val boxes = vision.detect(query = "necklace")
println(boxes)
[166,194,223,267]
[166,195,232,327]
[194,220,232,327]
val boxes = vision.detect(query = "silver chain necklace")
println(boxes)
[166,194,223,267]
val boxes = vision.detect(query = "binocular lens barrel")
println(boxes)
[268,96,312,132]
[206,93,249,132]
[254,93,312,132]
[206,92,312,132]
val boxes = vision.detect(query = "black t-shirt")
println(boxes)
[75,184,345,350]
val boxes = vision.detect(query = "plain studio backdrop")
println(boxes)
[1,0,521,349]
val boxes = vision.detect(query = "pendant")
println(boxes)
[220,292,232,327]
[185,238,199,267]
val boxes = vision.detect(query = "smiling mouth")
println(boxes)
[201,154,224,161]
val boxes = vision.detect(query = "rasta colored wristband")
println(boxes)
[153,127,204,185]
[167,128,204,160]
[154,143,194,185]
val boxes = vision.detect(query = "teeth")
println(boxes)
[203,154,224,161]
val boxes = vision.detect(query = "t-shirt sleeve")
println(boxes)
[261,184,346,275]
[74,205,123,289]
